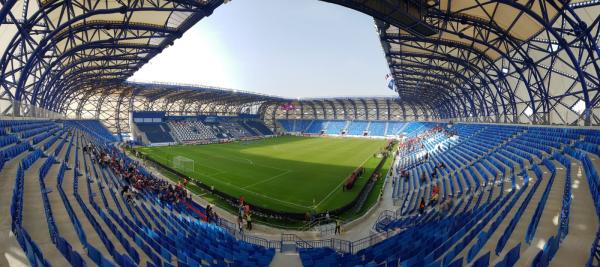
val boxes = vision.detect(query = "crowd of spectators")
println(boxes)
[392,124,452,185]
[396,126,445,157]
[83,141,192,207]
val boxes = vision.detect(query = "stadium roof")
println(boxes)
[0,0,224,112]
[378,0,600,125]
[0,0,599,125]
[123,81,287,103]
[273,96,438,121]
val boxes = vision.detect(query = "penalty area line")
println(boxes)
[241,169,292,189]
[194,170,311,209]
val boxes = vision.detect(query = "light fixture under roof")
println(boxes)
[571,99,586,115]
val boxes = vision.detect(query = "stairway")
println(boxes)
[304,120,314,133]
[550,155,599,266]
[166,123,181,143]
[397,123,410,135]
[384,122,389,136]
[322,121,330,133]
[270,252,303,267]
[343,120,351,133]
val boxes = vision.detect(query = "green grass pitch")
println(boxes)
[136,136,387,213]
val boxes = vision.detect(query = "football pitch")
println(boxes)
[136,136,387,213]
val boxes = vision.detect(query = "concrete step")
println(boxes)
[270,252,303,267]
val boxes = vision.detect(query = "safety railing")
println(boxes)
[236,232,281,250]
[350,230,394,253]
[281,233,315,249]
[278,230,395,254]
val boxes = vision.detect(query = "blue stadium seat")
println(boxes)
[3,119,600,267]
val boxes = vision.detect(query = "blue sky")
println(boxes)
[129,0,397,99]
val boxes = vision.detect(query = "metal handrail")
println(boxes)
[300,215,342,230]
[237,232,281,249]
[281,233,315,249]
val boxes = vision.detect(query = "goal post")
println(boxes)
[172,156,194,172]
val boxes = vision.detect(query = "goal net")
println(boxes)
[173,156,194,172]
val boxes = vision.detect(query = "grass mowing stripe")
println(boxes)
[243,170,293,189]
[137,136,386,213]
[195,170,313,209]
[314,149,376,209]
[182,145,289,173]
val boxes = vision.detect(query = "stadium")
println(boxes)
[0,0,599,266]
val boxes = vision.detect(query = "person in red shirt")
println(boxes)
[431,185,440,206]
[432,184,439,195]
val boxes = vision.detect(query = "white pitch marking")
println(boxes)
[242,170,292,189]
[314,152,375,209]
[194,170,312,209]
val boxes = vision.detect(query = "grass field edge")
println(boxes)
[136,137,386,213]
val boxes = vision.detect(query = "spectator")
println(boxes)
[206,205,212,222]
[244,204,250,216]
[126,193,135,205]
[401,170,409,181]
[238,216,244,232]
[430,192,439,206]
[121,185,129,196]
[419,198,426,215]
[432,184,439,195]
[212,210,219,224]
[246,213,252,231]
